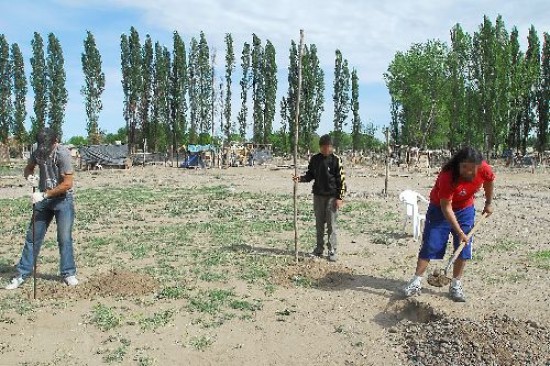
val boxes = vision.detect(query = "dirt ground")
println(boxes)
[0,161,549,365]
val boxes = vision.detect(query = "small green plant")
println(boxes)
[189,335,214,351]
[292,275,313,288]
[139,309,175,331]
[103,346,127,363]
[187,289,235,315]
[157,286,186,300]
[531,250,550,270]
[90,304,122,331]
[135,356,156,366]
[229,299,262,312]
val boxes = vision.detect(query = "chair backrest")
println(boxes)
[399,189,421,216]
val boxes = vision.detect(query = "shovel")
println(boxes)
[427,213,488,287]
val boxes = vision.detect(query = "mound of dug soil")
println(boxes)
[272,259,354,288]
[399,312,550,366]
[24,270,159,300]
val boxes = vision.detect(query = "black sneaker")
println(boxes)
[310,247,324,257]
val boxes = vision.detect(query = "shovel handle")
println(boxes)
[444,213,488,273]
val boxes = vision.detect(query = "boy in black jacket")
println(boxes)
[293,135,346,262]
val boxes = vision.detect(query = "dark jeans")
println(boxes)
[16,194,76,279]
[313,195,338,253]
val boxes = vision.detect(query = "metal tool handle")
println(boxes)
[444,213,488,273]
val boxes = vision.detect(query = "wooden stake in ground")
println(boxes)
[293,30,305,263]
[384,128,390,197]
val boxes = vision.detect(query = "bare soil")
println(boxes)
[0,161,549,365]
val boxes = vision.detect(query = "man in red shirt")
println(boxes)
[402,147,495,302]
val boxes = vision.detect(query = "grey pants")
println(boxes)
[313,195,338,253]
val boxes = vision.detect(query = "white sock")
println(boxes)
[451,278,461,288]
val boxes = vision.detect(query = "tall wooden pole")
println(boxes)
[294,30,305,263]
[384,128,390,197]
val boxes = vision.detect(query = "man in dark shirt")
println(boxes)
[293,135,346,262]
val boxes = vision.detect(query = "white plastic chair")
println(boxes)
[399,189,429,241]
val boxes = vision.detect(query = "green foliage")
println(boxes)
[170,31,188,149]
[0,34,12,144]
[140,35,154,151]
[30,32,47,141]
[188,335,214,351]
[67,135,88,146]
[46,33,68,140]
[251,34,265,144]
[197,31,212,135]
[351,68,361,151]
[263,40,277,144]
[90,304,122,331]
[139,309,175,330]
[333,49,350,150]
[151,42,170,152]
[224,33,235,141]
[540,33,550,152]
[102,127,128,144]
[188,37,199,144]
[386,15,548,154]
[237,42,251,139]
[284,42,325,153]
[81,31,105,144]
[11,43,27,145]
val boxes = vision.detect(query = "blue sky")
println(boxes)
[0,0,548,141]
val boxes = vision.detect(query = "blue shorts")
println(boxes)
[418,204,475,260]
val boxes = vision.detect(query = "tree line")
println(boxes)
[118,28,374,154]
[0,28,380,155]
[0,32,67,147]
[385,15,550,157]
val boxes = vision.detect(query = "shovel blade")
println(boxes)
[427,269,451,287]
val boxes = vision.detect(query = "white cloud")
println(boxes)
[7,0,550,137]
[70,0,549,84]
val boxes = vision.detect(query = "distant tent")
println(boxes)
[79,144,128,167]
[180,144,215,169]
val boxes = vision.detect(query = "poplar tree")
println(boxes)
[140,35,154,148]
[237,42,251,139]
[333,49,350,150]
[188,37,199,143]
[170,31,187,148]
[0,35,12,144]
[351,68,362,152]
[251,34,264,143]
[11,42,27,146]
[81,31,105,144]
[262,40,277,144]
[30,32,47,140]
[46,33,68,140]
[223,33,235,141]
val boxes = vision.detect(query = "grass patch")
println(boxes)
[187,289,235,315]
[531,250,550,270]
[139,309,176,331]
[90,304,122,331]
[102,346,127,363]
[188,335,214,351]
[157,286,186,300]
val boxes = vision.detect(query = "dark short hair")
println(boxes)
[442,146,483,184]
[319,134,333,146]
[36,128,59,146]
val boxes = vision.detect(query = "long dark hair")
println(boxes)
[442,147,483,184]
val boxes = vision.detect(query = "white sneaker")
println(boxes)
[5,277,24,290]
[64,275,78,287]
[402,278,422,297]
